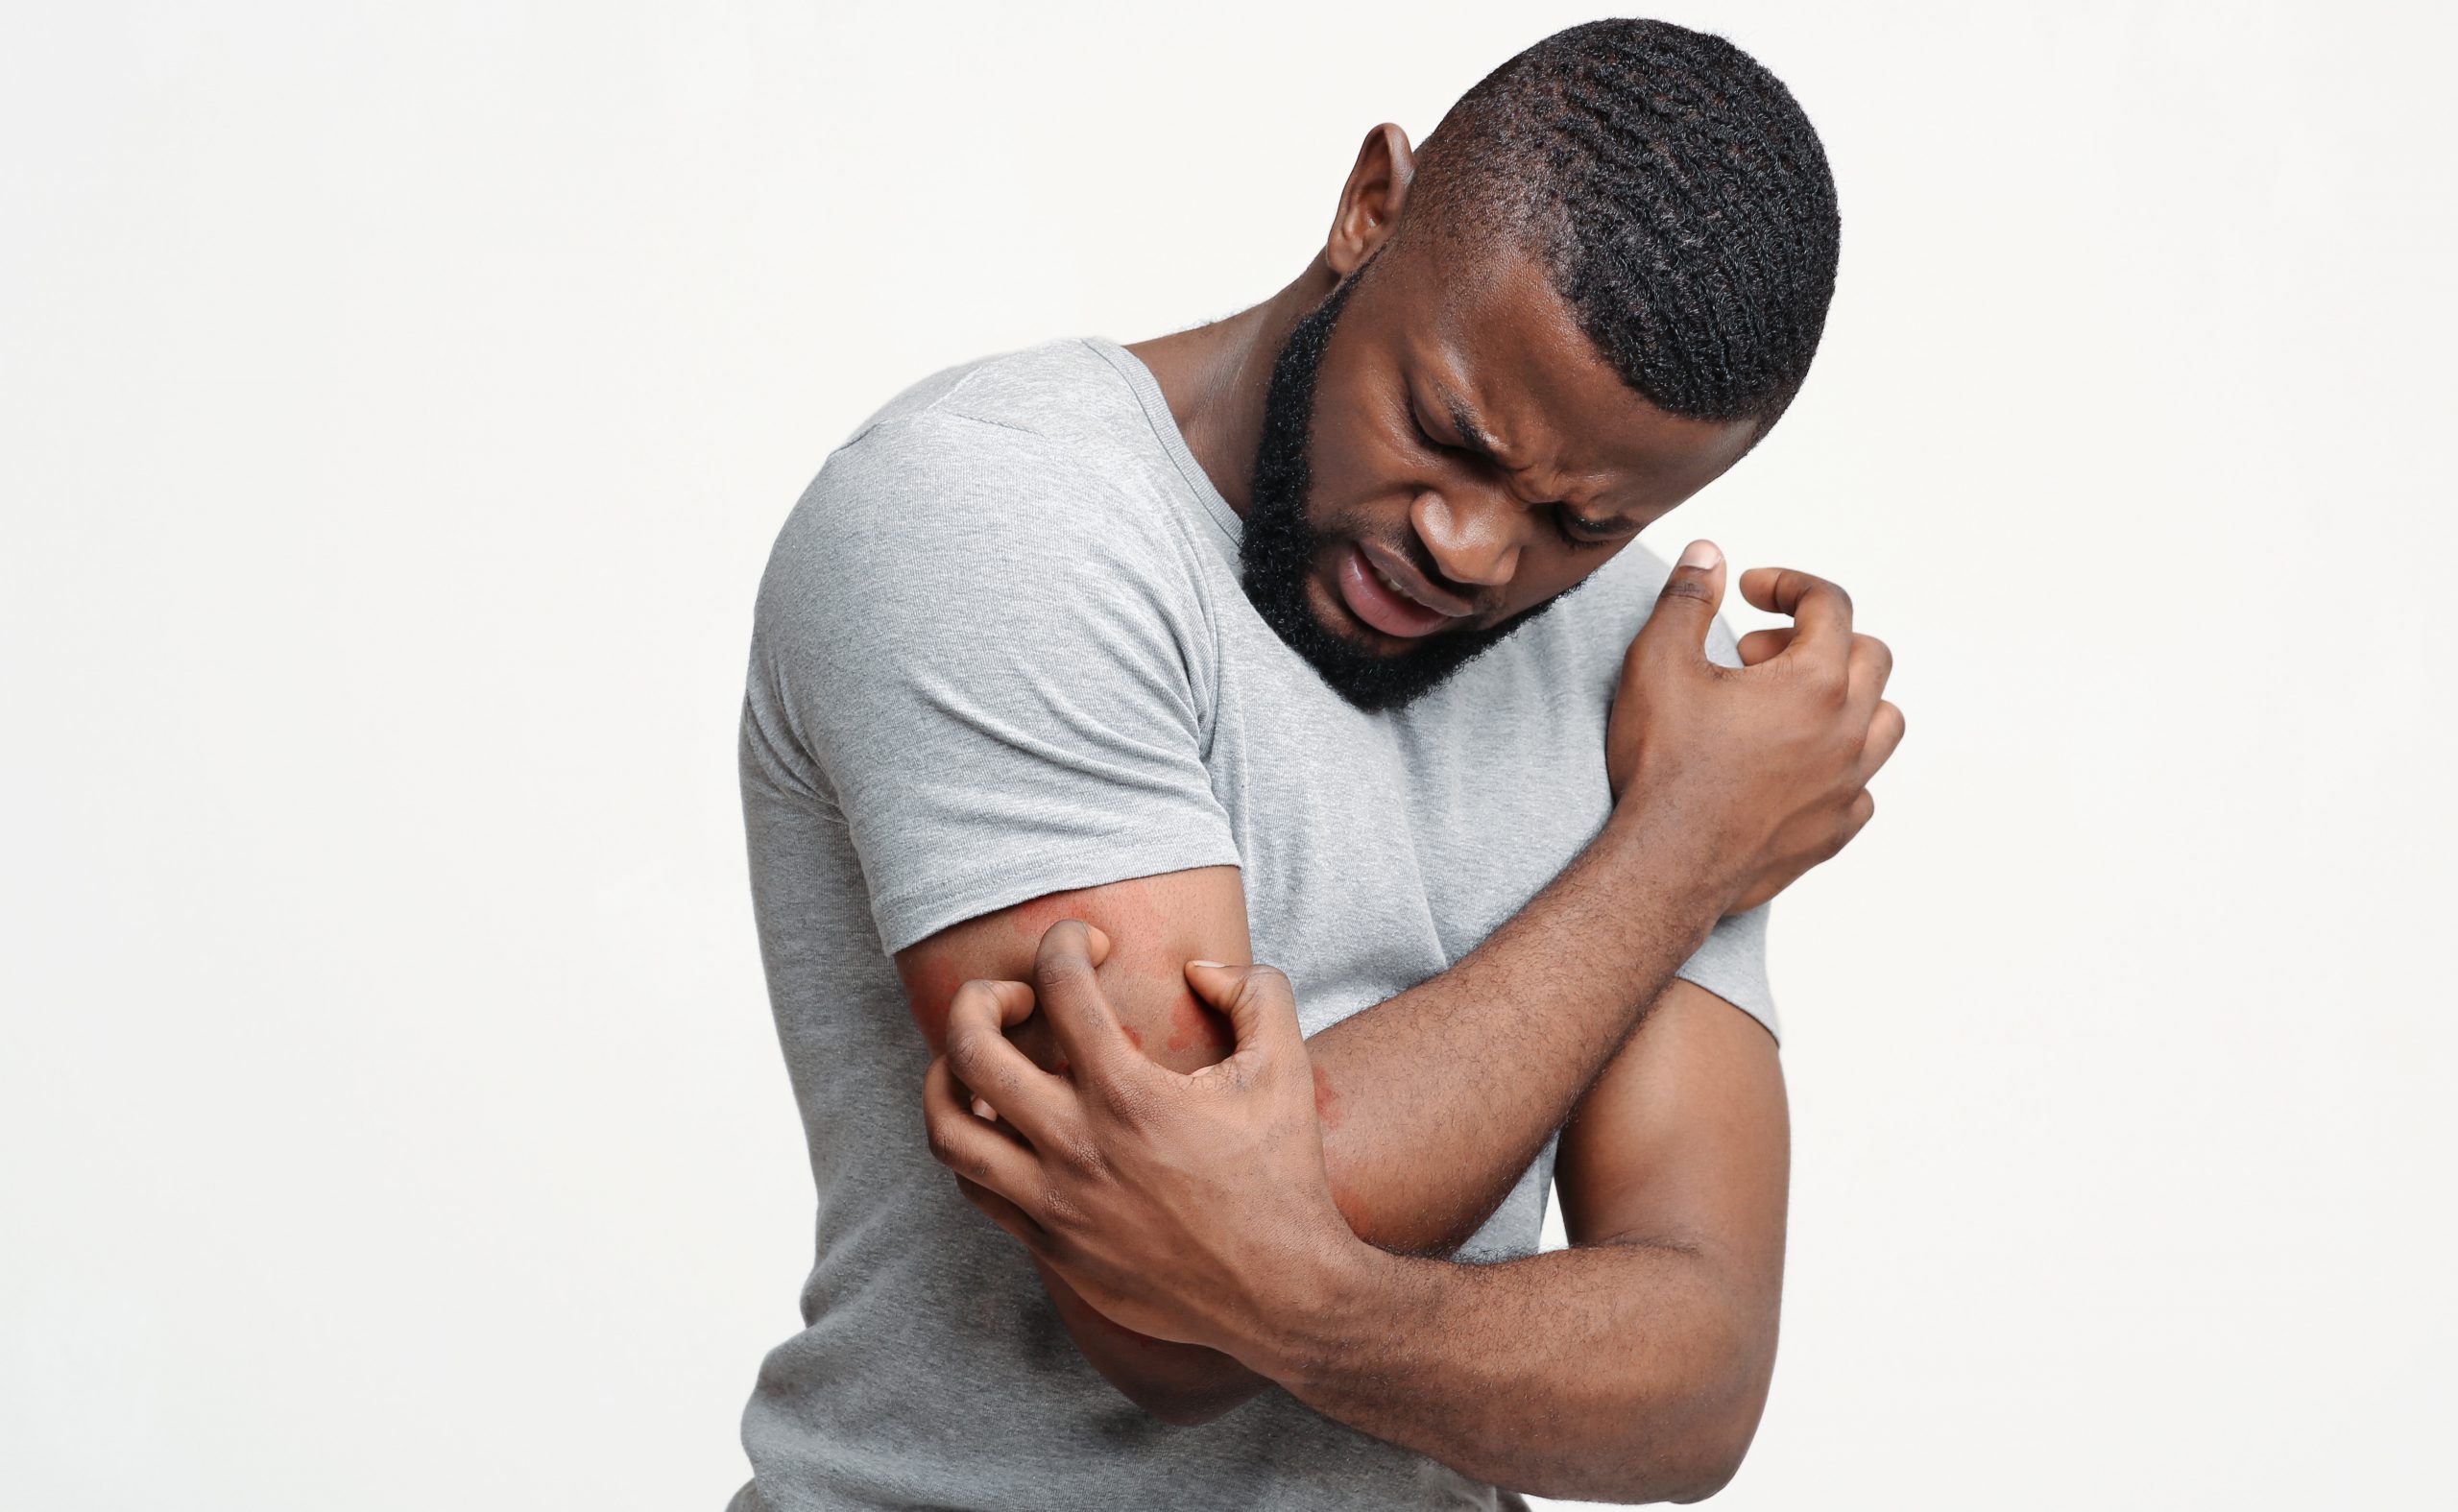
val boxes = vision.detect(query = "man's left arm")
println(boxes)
[1263,979,1788,1502]
[929,948,1789,1503]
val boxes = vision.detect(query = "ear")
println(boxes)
[1322,123,1415,278]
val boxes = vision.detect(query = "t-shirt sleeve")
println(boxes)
[1670,602,1781,1042]
[1673,903,1777,1043]
[744,412,1241,957]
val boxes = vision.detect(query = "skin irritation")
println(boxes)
[897,103,1879,1491]
[895,877,1230,1069]
[905,125,1772,1273]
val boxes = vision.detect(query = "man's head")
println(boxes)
[1239,18,1841,711]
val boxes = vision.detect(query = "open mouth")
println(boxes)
[1332,540,1465,640]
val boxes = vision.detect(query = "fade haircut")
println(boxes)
[1398,18,1842,434]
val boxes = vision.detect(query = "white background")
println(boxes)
[6,2,2450,1507]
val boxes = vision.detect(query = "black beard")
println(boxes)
[1239,257,1571,713]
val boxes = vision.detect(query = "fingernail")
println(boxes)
[971,1096,997,1122]
[1187,959,1227,970]
[1678,540,1721,570]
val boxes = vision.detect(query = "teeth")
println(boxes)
[1372,560,1412,601]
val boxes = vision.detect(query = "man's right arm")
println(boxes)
[898,808,1734,1423]
[902,543,1899,1423]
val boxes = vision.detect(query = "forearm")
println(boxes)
[1069,804,1726,1419]
[1032,1256,1268,1425]
[1310,802,1723,1254]
[1249,1236,1772,1503]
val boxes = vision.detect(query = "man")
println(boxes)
[733,17,1897,1509]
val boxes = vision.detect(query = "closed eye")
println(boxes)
[1408,404,1470,461]
[1552,506,1623,552]
[1410,396,1624,553]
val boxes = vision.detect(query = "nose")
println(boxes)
[1410,489,1523,588]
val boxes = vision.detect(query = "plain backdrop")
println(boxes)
[5,2,2451,1507]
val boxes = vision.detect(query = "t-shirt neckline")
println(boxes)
[1080,335,1246,549]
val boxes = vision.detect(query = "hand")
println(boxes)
[1605,540,1904,916]
[920,920,1350,1363]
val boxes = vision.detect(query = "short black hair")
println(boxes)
[1400,18,1842,433]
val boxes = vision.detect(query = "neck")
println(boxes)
[1122,259,1339,520]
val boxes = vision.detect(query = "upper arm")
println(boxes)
[894,863,1265,1426]
[893,864,1251,1074]
[750,413,1241,963]
[750,417,1263,1418]
[1554,979,1790,1398]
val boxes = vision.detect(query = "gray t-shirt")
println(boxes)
[731,336,1776,1512]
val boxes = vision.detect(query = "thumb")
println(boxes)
[1634,539,1726,664]
[1181,960,1300,1072]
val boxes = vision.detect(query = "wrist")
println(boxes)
[1600,793,1735,923]
[1231,1223,1397,1389]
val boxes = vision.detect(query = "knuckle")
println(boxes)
[1096,1070,1155,1127]
[1035,948,1096,996]
[1040,1189,1089,1232]
[1239,963,1292,1006]
[1058,1134,1108,1178]
[945,1029,989,1081]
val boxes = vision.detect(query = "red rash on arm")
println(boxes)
[1313,1065,1345,1130]
[892,867,1262,1424]
[898,874,1234,1074]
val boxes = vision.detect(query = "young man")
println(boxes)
[732,18,1898,1509]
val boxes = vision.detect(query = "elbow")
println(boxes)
[1651,1356,1772,1502]
[1600,1330,1774,1503]
[1589,1413,1758,1506]
[1107,1371,1262,1428]
[1134,1390,1235,1428]
[1067,1324,1266,1426]
[1665,1380,1774,1503]
[1661,1429,1753,1504]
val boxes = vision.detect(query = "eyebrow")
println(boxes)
[1436,383,1641,531]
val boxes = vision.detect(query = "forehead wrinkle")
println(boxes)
[1436,372,1622,516]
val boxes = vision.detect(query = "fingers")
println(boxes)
[1033,919,1133,1080]
[953,1173,1049,1252]
[942,977,1067,1141]
[1846,632,1893,716]
[1834,702,1901,856]
[1633,540,1728,667]
[1854,699,1906,785]
[1737,566,1854,654]
[923,1054,1042,1199]
[1181,960,1302,1084]
[1736,625,1795,666]
[949,974,1036,1031]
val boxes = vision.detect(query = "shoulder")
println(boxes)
[760,348,1191,633]
[751,348,1224,713]
[830,337,1150,462]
